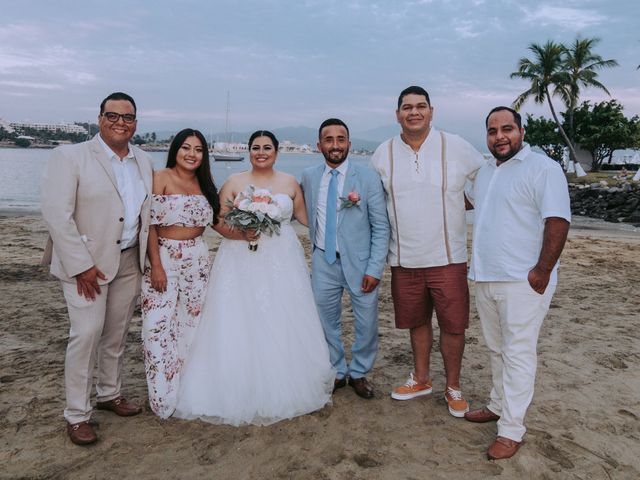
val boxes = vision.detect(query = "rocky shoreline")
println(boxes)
[570,183,640,225]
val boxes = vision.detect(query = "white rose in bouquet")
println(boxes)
[266,204,280,219]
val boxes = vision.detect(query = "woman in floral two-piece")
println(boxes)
[140,128,220,418]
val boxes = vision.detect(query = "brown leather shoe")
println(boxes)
[333,377,347,393]
[465,406,500,423]
[487,436,522,460]
[348,376,374,399]
[67,421,97,445]
[96,396,142,417]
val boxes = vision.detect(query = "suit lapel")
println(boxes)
[89,135,120,195]
[338,164,357,228]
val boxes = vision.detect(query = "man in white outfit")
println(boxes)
[465,106,571,460]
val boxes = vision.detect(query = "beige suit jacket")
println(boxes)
[41,134,153,283]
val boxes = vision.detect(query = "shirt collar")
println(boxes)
[98,134,134,161]
[323,158,349,177]
[513,143,531,162]
[492,143,531,167]
[397,127,437,153]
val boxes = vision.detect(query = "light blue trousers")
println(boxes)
[311,248,379,379]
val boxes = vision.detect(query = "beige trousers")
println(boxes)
[61,247,141,424]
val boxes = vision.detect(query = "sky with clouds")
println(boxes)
[1,0,638,150]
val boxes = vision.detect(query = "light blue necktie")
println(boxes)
[324,169,338,264]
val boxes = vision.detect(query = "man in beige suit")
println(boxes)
[41,92,153,445]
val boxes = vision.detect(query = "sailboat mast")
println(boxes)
[225,91,231,143]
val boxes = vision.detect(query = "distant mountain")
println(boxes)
[353,124,400,142]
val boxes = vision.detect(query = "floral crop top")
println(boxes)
[149,194,213,227]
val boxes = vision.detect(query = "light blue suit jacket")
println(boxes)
[301,162,390,295]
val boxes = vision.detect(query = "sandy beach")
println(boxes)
[1,214,638,480]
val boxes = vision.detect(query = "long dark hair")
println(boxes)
[166,128,220,224]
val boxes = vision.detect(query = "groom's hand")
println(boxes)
[360,275,380,293]
[75,266,107,300]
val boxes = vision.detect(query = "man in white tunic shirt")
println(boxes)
[42,92,153,445]
[465,106,570,460]
[371,86,485,417]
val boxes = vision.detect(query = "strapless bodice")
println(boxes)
[272,194,293,224]
[150,194,213,227]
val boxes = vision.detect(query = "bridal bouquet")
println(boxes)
[224,185,282,251]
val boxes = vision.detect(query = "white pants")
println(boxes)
[475,281,556,442]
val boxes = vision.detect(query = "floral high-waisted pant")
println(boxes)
[141,236,211,418]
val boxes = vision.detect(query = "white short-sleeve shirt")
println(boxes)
[370,129,486,267]
[468,144,571,284]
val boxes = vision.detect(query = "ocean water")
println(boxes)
[0,148,370,212]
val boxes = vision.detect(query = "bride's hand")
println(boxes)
[243,229,260,242]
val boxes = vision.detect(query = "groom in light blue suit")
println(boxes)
[301,118,390,399]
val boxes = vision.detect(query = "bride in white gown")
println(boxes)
[174,130,334,426]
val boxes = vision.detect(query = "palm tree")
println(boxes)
[563,37,618,154]
[510,41,577,163]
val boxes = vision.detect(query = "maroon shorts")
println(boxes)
[391,263,469,334]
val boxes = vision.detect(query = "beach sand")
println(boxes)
[1,214,639,479]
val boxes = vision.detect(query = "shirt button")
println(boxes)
[119,217,124,222]
[116,240,121,245]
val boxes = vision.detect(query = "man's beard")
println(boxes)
[323,149,348,165]
[491,141,522,162]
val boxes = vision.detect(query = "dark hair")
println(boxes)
[100,92,137,114]
[248,130,279,151]
[166,129,220,224]
[397,86,431,109]
[318,118,350,139]
[485,106,522,129]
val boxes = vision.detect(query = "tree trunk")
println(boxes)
[545,89,579,168]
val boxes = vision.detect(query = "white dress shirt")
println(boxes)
[315,159,349,253]
[468,144,571,284]
[98,135,146,249]
[371,129,485,267]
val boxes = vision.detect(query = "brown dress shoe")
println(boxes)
[67,421,97,445]
[487,436,522,460]
[96,396,142,417]
[464,406,500,423]
[333,377,347,393]
[348,376,374,399]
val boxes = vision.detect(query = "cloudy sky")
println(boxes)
[1,0,638,149]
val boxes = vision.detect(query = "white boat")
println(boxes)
[212,152,243,161]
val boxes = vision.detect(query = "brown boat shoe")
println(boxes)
[67,420,97,445]
[348,376,375,399]
[96,396,142,417]
[487,436,523,460]
[464,406,501,423]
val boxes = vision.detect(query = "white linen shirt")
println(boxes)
[468,144,571,284]
[98,135,146,250]
[370,129,485,267]
[315,159,349,254]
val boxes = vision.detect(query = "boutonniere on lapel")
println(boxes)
[339,190,361,210]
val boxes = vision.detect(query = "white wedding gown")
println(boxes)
[174,193,334,426]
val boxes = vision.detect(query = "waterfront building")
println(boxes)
[9,121,88,135]
[0,118,14,133]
